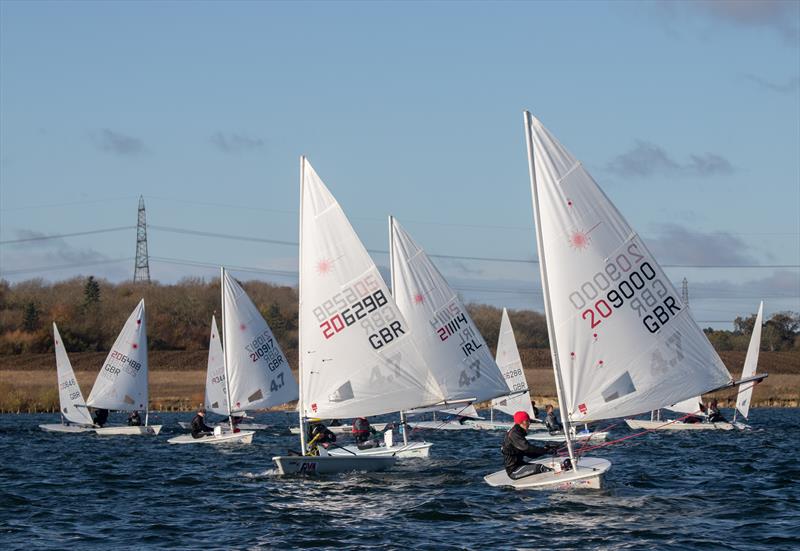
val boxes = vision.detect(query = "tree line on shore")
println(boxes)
[1,276,798,356]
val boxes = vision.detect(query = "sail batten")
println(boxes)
[526,113,732,423]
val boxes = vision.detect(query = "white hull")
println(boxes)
[467,419,544,431]
[484,456,611,490]
[327,441,432,459]
[94,425,163,436]
[625,419,736,431]
[39,424,95,434]
[272,454,397,475]
[526,430,608,443]
[289,423,388,435]
[178,421,269,431]
[167,430,255,445]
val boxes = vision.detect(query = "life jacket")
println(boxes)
[352,417,371,441]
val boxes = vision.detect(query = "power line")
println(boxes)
[149,225,298,247]
[0,257,133,276]
[0,226,135,245]
[150,256,298,278]
[2,223,799,269]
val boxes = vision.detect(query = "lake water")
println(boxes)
[1,409,798,550]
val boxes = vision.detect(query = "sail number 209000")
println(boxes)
[567,243,681,334]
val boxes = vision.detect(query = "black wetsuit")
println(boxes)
[545,412,563,434]
[307,423,337,446]
[502,424,552,479]
[127,412,142,426]
[707,408,727,423]
[93,408,109,427]
[191,414,213,438]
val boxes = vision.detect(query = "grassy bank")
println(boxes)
[1,349,797,413]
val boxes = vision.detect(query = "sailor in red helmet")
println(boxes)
[502,411,559,479]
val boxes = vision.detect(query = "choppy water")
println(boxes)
[1,409,798,550]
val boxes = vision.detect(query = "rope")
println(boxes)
[569,412,700,456]
[542,411,705,459]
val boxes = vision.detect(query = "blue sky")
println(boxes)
[1,0,798,328]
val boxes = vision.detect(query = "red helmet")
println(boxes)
[513,411,531,424]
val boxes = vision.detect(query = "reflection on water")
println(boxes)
[0,410,798,550]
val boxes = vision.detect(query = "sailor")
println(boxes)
[352,417,379,449]
[531,400,540,418]
[229,415,243,432]
[93,408,109,428]
[502,411,558,479]
[306,421,337,454]
[544,404,563,434]
[127,410,142,426]
[706,399,727,423]
[191,409,214,438]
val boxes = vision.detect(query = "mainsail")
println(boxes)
[204,315,228,415]
[735,301,763,420]
[390,217,509,404]
[53,323,94,425]
[526,113,732,423]
[299,158,445,419]
[665,396,703,416]
[86,299,149,412]
[221,268,298,413]
[490,308,535,419]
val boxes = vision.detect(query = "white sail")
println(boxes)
[53,323,94,425]
[299,158,445,419]
[204,315,228,415]
[736,301,763,420]
[439,404,480,418]
[665,396,703,415]
[526,114,732,422]
[86,299,149,412]
[222,268,298,413]
[390,217,509,403]
[490,308,535,419]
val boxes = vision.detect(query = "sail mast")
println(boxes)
[220,267,235,433]
[298,156,307,454]
[523,110,576,467]
[388,215,410,446]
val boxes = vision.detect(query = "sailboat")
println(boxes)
[178,317,268,432]
[39,323,97,433]
[86,299,162,435]
[272,158,448,474]
[485,112,747,489]
[380,217,510,438]
[625,301,765,431]
[405,403,486,431]
[731,301,764,429]
[173,269,300,443]
[470,308,539,431]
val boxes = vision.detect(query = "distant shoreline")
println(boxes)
[2,350,797,413]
